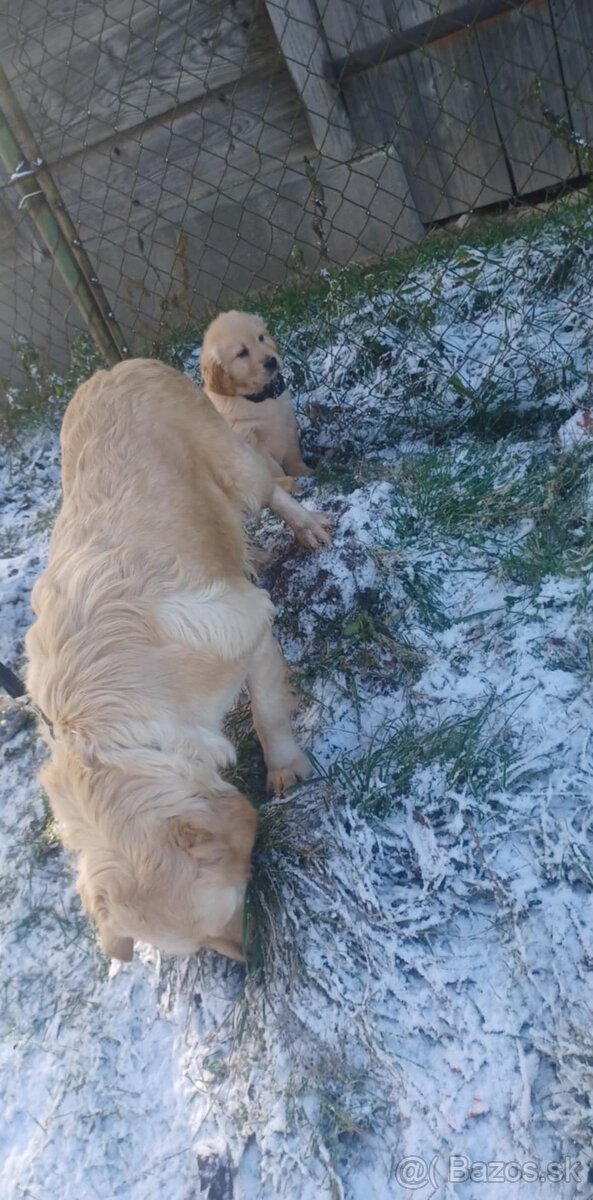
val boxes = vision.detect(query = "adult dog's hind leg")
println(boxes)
[246,629,311,793]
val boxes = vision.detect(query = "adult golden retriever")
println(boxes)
[26,359,328,963]
[201,310,312,490]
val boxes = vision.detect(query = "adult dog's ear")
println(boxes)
[169,793,257,883]
[99,925,134,962]
[78,865,135,962]
[206,937,245,962]
[201,353,235,397]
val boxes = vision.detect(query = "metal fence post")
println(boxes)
[0,65,128,368]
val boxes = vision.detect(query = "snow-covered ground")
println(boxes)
[2,208,593,1199]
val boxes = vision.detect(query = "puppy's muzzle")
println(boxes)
[264,355,278,372]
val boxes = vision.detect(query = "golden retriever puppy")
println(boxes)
[25,359,322,964]
[201,310,312,489]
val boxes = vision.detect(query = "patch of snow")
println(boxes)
[2,215,593,1198]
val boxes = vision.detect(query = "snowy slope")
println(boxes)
[1,211,593,1199]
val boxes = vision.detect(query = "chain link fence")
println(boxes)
[0,0,592,420]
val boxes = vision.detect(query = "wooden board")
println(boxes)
[477,1,577,195]
[315,146,425,259]
[0,0,129,52]
[550,0,593,158]
[394,1,461,23]
[1,0,276,162]
[322,0,512,221]
[263,0,354,161]
[322,1,466,65]
[395,37,513,219]
[321,0,398,148]
[51,70,311,244]
[318,1,429,222]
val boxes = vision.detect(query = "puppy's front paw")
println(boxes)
[295,511,333,551]
[267,750,312,794]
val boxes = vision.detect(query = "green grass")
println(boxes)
[30,797,62,864]
[499,447,593,586]
[293,598,427,694]
[243,793,327,984]
[373,440,593,595]
[388,556,451,633]
[311,696,518,819]
[389,440,549,540]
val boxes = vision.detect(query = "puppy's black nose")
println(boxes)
[264,355,278,371]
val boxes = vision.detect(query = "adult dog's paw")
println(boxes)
[267,750,312,794]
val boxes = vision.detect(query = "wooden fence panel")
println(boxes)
[550,0,593,157]
[263,0,354,161]
[2,0,274,161]
[321,0,396,151]
[50,72,310,244]
[476,2,577,194]
[322,1,513,221]
[318,1,426,224]
[384,0,461,28]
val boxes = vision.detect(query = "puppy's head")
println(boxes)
[200,311,282,398]
[78,791,257,962]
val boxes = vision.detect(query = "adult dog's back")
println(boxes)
[26,359,311,961]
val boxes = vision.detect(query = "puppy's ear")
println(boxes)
[201,354,235,397]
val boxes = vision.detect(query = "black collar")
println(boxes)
[0,661,56,740]
[243,373,286,404]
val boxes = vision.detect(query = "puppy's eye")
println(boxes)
[258,335,264,342]
[237,347,249,358]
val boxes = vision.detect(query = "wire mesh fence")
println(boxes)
[2,8,593,1189]
[0,0,592,425]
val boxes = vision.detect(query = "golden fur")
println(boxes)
[201,310,312,488]
[26,359,324,963]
